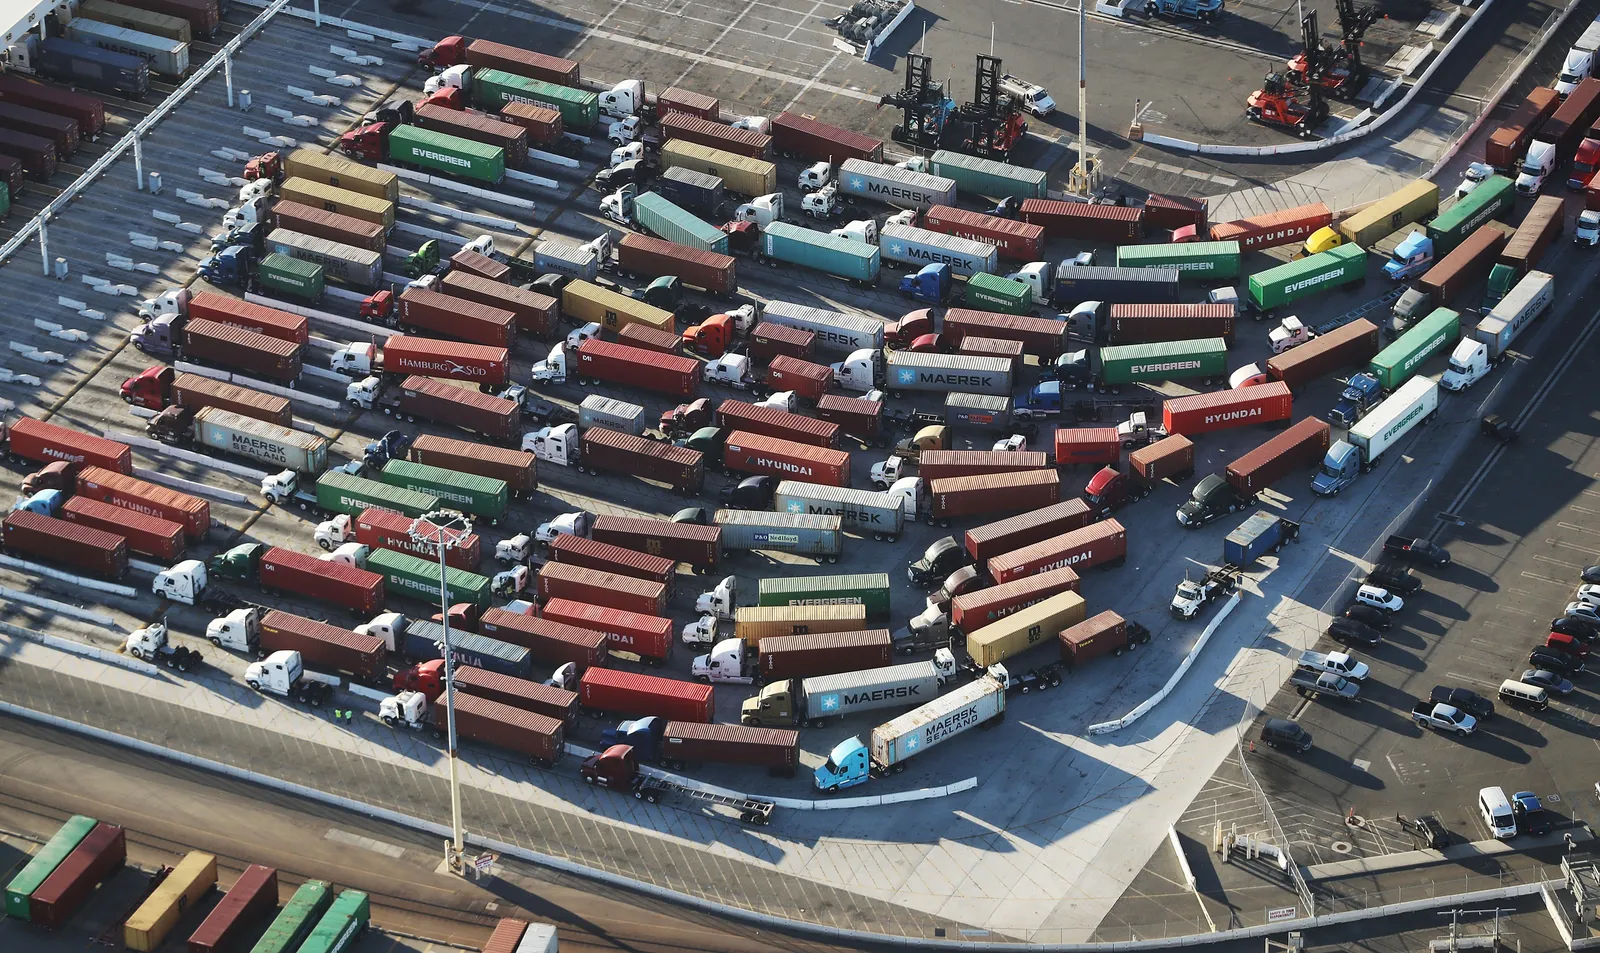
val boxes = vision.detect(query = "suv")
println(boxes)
[1259,718,1312,753]
[1528,645,1583,674]
[1431,685,1494,721]
[1512,791,1553,836]
[1176,474,1249,528]
[1328,617,1382,649]
[1344,604,1393,630]
[1400,813,1451,849]
[1355,585,1404,613]
[1553,615,1600,639]
[1368,563,1423,595]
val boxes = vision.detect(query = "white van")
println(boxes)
[1479,786,1517,839]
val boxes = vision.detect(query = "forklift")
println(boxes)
[879,53,956,149]
[1286,2,1382,101]
[1246,15,1330,138]
[955,54,1026,160]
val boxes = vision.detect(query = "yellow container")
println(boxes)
[734,604,866,645]
[659,140,777,197]
[560,279,674,334]
[283,149,400,203]
[277,178,396,233]
[123,851,217,952]
[1336,178,1439,248]
[966,591,1086,668]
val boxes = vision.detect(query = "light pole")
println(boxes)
[408,508,475,873]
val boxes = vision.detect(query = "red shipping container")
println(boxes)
[579,666,713,722]
[1226,416,1332,495]
[757,629,893,680]
[941,309,1068,357]
[918,450,1049,481]
[1486,88,1560,171]
[76,466,209,539]
[461,38,579,85]
[579,426,705,494]
[407,435,536,497]
[716,399,839,448]
[441,270,559,337]
[450,248,512,282]
[616,234,737,296]
[1265,319,1380,391]
[1204,203,1333,251]
[959,336,1025,373]
[186,864,277,953]
[454,665,578,722]
[1162,381,1293,436]
[1143,193,1208,232]
[749,321,816,364]
[60,495,185,561]
[964,498,1094,563]
[29,822,126,929]
[929,469,1061,521]
[1020,199,1142,241]
[381,335,509,388]
[483,920,530,953]
[1053,427,1120,466]
[259,610,386,680]
[1106,304,1237,345]
[542,598,672,662]
[618,323,683,354]
[181,318,302,382]
[951,565,1080,631]
[443,692,565,765]
[550,534,675,593]
[815,393,882,442]
[478,608,609,670]
[355,507,481,570]
[6,418,132,474]
[500,102,563,145]
[536,561,669,616]
[770,111,883,162]
[271,200,385,252]
[722,430,850,486]
[660,112,771,159]
[577,338,699,399]
[188,292,309,346]
[2,510,127,577]
[592,516,721,572]
[259,546,385,615]
[397,375,520,443]
[0,74,106,140]
[398,288,515,349]
[765,355,832,402]
[657,87,720,121]
[989,519,1127,583]
[921,205,1044,261]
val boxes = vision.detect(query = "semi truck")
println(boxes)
[759,222,879,285]
[1248,244,1366,312]
[1006,262,1180,309]
[814,672,1005,790]
[350,375,521,444]
[739,660,941,728]
[330,335,509,387]
[714,508,844,559]
[1389,223,1510,334]
[761,301,884,355]
[1312,376,1439,495]
[1440,270,1553,390]
[154,406,328,475]
[337,121,506,185]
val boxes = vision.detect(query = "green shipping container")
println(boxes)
[963,272,1033,314]
[1367,307,1460,391]
[387,125,504,185]
[758,573,892,621]
[0,181,9,219]
[380,458,508,522]
[367,548,492,610]
[1427,175,1514,255]
[258,252,324,301]
[929,150,1047,200]
[1100,337,1228,385]
[1116,240,1241,280]
[249,880,332,953]
[297,890,371,953]
[315,470,440,519]
[1247,244,1366,310]
[633,191,729,254]
[4,815,96,920]
[471,68,599,129]
[761,222,879,283]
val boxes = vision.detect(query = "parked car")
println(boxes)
[1479,414,1517,443]
[1369,563,1423,594]
[1328,618,1382,649]
[1431,685,1494,721]
[1553,615,1600,639]
[1563,602,1600,626]
[1355,585,1404,613]
[1344,604,1393,630]
[1528,645,1583,675]
[1581,565,1600,585]
[1573,584,1600,608]
[1399,812,1450,849]
[1259,717,1312,753]
[1520,668,1575,695]
[1512,791,1552,836]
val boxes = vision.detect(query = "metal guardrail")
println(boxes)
[0,0,296,271]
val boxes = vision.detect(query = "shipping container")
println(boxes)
[967,590,1087,667]
[261,228,382,293]
[759,221,879,283]
[941,308,1068,357]
[313,469,439,519]
[918,449,1049,482]
[1486,87,1560,170]
[1162,381,1292,436]
[759,629,892,680]
[988,518,1127,583]
[530,239,599,281]
[1204,202,1332,251]
[399,626,533,681]
[0,101,78,158]
[1053,427,1120,467]
[1116,240,1241,280]
[260,547,384,616]
[1144,193,1208,231]
[814,393,882,442]
[616,232,735,292]
[580,667,713,722]
[1051,264,1180,305]
[454,667,578,723]
[461,39,579,85]
[478,608,608,669]
[537,561,668,617]
[379,458,507,522]
[406,434,535,497]
[928,469,1060,521]
[1367,307,1461,390]
[4,815,96,921]
[247,880,331,953]
[929,150,1046,200]
[617,323,681,354]
[29,822,125,929]
[1127,434,1197,483]
[76,465,206,538]
[116,0,217,36]
[634,188,727,253]
[1058,611,1142,666]
[382,122,505,185]
[658,722,798,772]
[579,395,646,435]
[367,548,492,612]
[0,74,105,140]
[1498,194,1564,275]
[483,919,529,953]
[717,399,838,448]
[257,253,323,303]
[353,506,481,571]
[951,565,1078,632]
[1416,223,1510,306]
[734,604,866,644]
[63,17,187,77]
[1224,510,1298,566]
[760,301,884,354]
[1225,416,1332,495]
[740,325,812,368]
[1337,179,1439,248]
[765,354,833,403]
[562,279,675,336]
[921,204,1042,261]
[281,149,398,202]
[0,129,56,181]
[878,222,997,278]
[7,417,132,473]
[0,154,24,200]
[659,138,777,196]
[270,201,384,252]
[1247,244,1366,311]
[579,424,705,494]
[416,102,528,166]
[542,598,672,662]
[771,482,903,541]
[395,287,515,349]
[963,272,1034,315]
[963,498,1094,563]
[60,495,183,560]
[1103,303,1236,346]
[451,248,510,282]
[715,509,842,557]
[770,111,883,162]
[959,335,1024,372]
[374,335,510,387]
[660,111,770,159]
[191,407,327,475]
[1427,175,1514,254]
[33,37,149,99]
[1099,337,1227,386]
[838,159,958,210]
[1019,198,1141,241]
[83,0,190,41]
[944,390,1009,434]
[657,86,718,120]
[177,317,302,381]
[722,430,850,485]
[1468,270,1553,361]
[885,352,1013,397]
[2,510,127,577]
[757,572,891,621]
[395,375,520,443]
[276,178,395,232]
[592,516,721,572]
[294,890,373,953]
[550,534,674,591]
[186,864,276,953]
[1266,318,1380,390]
[1534,77,1600,168]
[123,851,216,952]
[187,291,309,346]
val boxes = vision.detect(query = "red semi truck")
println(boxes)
[120,367,293,426]
[1082,434,1195,518]
[988,519,1127,583]
[576,339,699,398]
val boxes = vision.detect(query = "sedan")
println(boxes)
[1512,792,1553,836]
[1529,646,1584,675]
[1328,618,1382,649]
[1344,604,1394,630]
[1575,584,1600,608]
[1583,565,1600,585]
[1521,668,1575,695]
[1553,615,1600,639]
[1565,602,1600,626]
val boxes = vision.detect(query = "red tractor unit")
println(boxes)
[1247,69,1328,138]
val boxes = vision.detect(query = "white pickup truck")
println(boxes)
[1297,649,1369,681]
[1411,701,1477,736]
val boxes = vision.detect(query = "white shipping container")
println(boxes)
[65,16,188,75]
[774,480,904,540]
[714,509,843,556]
[194,407,329,473]
[879,223,998,278]
[837,159,957,210]
[760,301,885,354]
[870,674,1004,768]
[579,395,646,435]
[1349,376,1438,461]
[1474,270,1553,360]
[534,240,600,281]
[801,661,941,720]
[885,351,1013,396]
[265,228,383,289]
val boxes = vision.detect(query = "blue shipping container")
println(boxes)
[400,626,533,680]
[761,222,879,284]
[1223,511,1295,566]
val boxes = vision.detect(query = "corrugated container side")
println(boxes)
[536,561,668,616]
[75,465,208,538]
[722,429,850,485]
[123,851,217,952]
[4,815,96,921]
[716,399,839,447]
[186,864,277,953]
[1161,381,1293,436]
[247,880,331,953]
[1225,416,1333,494]
[929,469,1060,519]
[964,498,1094,562]
[8,417,133,473]
[483,919,529,953]
[550,534,675,590]
[1265,318,1380,390]
[578,666,713,722]
[259,610,387,679]
[951,566,1079,631]
[60,495,184,560]
[260,547,384,615]
[917,450,1050,481]
[1052,427,1121,466]
[592,515,722,571]
[770,111,883,162]
[542,598,672,661]
[987,519,1127,582]
[477,608,609,669]
[2,509,128,577]
[440,270,559,337]
[29,822,125,929]
[1020,198,1142,241]
[282,149,399,201]
[966,590,1087,667]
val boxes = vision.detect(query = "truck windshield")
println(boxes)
[1318,460,1344,478]
[1562,71,1582,84]
[1447,358,1470,373]
[822,756,840,773]
[1521,158,1543,176]
[1578,159,1598,176]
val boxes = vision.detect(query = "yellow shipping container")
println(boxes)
[561,279,674,334]
[283,149,400,203]
[734,604,866,645]
[1337,178,1439,248]
[123,851,217,952]
[277,178,396,233]
[659,140,777,198]
[966,591,1086,668]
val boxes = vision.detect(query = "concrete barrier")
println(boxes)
[1088,593,1240,735]
[0,623,156,674]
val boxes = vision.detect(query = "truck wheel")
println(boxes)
[209,637,222,648]
[131,648,146,660]
[827,784,839,794]
[645,791,661,804]
[318,538,333,551]
[382,715,397,727]
[891,762,906,773]
[826,555,838,564]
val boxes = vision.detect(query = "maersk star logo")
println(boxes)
[849,176,864,190]
[786,501,804,513]
[897,367,917,384]
[819,693,840,711]
[905,734,919,752]
[887,241,905,256]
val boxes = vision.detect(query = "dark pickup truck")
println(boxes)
[1383,535,1451,567]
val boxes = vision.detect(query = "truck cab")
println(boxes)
[1083,466,1145,516]
[12,489,62,515]
[660,397,711,437]
[123,619,201,670]
[204,606,262,653]
[600,185,636,227]
[1003,260,1055,306]
[1383,231,1433,281]
[151,558,211,605]
[815,736,871,791]
[1578,209,1600,246]
[831,219,876,245]
[1516,140,1555,194]
[884,309,934,347]
[1017,380,1070,421]
[1268,316,1315,353]
[1175,474,1248,528]
[730,193,783,228]
[719,475,776,509]
[598,79,647,120]
[682,313,734,357]
[694,575,736,619]
[1310,440,1364,496]
[802,184,842,219]
[321,542,370,568]
[798,161,832,192]
[691,637,758,684]
[908,536,971,588]
[244,650,332,705]
[830,348,883,393]
[702,354,754,389]
[579,744,647,790]
[898,263,951,304]
[330,342,380,377]
[534,510,593,547]
[379,689,430,728]
[530,342,569,385]
[1038,350,1093,390]
[741,679,803,727]
[1439,339,1490,391]
[522,423,579,466]
[1388,288,1433,337]
[998,73,1055,115]
[1328,372,1382,428]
